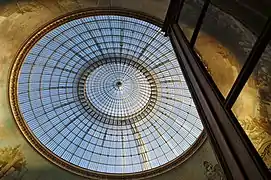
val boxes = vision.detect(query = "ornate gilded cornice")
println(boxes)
[8,7,207,179]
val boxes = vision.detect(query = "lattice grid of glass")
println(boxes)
[17,15,203,174]
[85,61,152,118]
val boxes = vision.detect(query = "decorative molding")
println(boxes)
[8,7,207,179]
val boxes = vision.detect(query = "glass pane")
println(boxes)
[232,41,271,168]
[211,0,269,34]
[16,15,205,174]
[178,0,203,41]
[194,2,260,97]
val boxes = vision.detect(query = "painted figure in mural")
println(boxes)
[203,161,226,180]
[14,0,82,14]
[0,145,27,180]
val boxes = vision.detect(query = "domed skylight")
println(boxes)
[11,12,203,176]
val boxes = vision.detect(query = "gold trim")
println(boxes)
[8,7,207,179]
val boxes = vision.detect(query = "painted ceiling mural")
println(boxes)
[0,2,89,179]
[1,0,269,179]
[179,0,271,169]
[203,161,226,180]
[0,0,219,180]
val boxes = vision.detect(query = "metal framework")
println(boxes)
[9,8,206,180]
[164,0,271,179]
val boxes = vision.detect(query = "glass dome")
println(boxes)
[11,11,203,176]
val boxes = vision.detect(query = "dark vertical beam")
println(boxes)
[163,0,185,35]
[170,23,271,180]
[190,0,210,47]
[225,17,271,109]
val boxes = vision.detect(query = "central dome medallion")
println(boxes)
[9,9,204,179]
[81,57,157,122]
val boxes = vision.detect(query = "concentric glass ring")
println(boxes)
[85,60,153,118]
[14,13,204,175]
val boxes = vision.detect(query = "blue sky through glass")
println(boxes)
[17,15,203,174]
